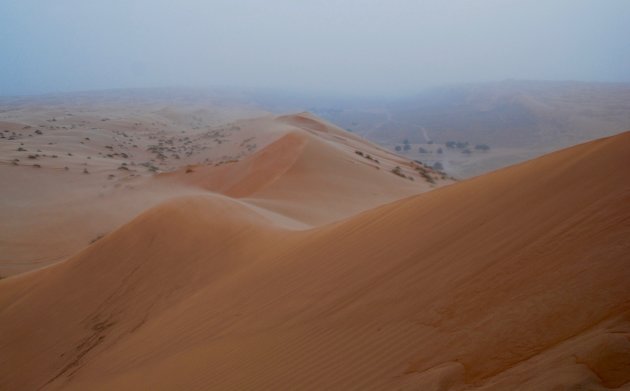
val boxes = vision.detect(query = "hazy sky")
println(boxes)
[1,0,630,96]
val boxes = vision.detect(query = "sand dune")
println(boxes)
[1,125,628,390]
[1,109,449,276]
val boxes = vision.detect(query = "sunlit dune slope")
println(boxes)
[1,132,629,390]
[163,113,441,225]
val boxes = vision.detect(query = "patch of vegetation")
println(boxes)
[391,166,414,181]
[391,166,405,177]
[446,141,469,149]
[475,144,490,151]
[90,234,105,244]
[355,150,380,164]
[365,154,379,163]
[412,160,438,184]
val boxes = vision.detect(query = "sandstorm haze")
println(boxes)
[2,0,630,96]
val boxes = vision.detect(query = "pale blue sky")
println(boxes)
[1,0,629,96]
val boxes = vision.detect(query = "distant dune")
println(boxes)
[1,104,628,391]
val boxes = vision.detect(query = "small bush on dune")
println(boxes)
[391,166,405,177]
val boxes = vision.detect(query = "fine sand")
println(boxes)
[0,108,449,277]
[0,105,628,390]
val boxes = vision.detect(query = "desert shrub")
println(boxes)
[365,154,380,164]
[90,234,105,244]
[391,166,405,177]
[475,144,490,151]
[422,172,435,184]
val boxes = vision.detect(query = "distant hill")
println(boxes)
[305,81,630,177]
[318,80,630,147]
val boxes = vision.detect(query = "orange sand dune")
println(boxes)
[162,113,439,226]
[1,112,447,276]
[1,131,628,390]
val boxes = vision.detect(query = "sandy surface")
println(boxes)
[0,100,628,390]
[1,103,449,277]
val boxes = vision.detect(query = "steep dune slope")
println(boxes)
[160,113,448,226]
[1,132,629,390]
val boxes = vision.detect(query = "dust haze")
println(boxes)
[3,1,630,390]
[2,0,630,96]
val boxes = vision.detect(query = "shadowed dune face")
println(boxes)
[1,131,628,390]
